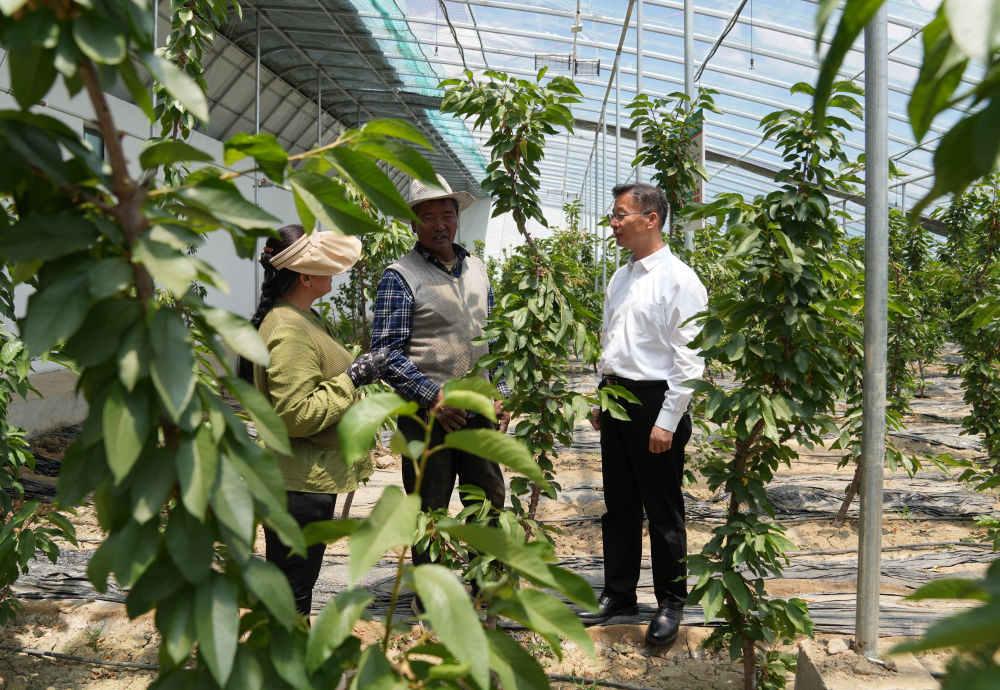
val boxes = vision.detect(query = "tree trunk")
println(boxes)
[743,635,757,690]
[834,464,862,527]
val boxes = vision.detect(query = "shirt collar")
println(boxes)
[627,244,671,273]
[414,241,469,263]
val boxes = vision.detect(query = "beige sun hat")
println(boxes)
[407,173,476,212]
[268,230,362,276]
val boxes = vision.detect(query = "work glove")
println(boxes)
[346,349,388,387]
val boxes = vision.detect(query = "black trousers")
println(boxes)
[399,413,505,566]
[264,490,337,616]
[600,382,692,609]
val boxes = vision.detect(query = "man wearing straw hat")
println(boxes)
[370,174,510,579]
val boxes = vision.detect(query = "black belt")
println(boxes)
[601,375,667,390]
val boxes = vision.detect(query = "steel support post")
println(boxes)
[601,115,607,291]
[635,0,643,184]
[683,0,695,251]
[857,3,889,659]
[615,64,621,267]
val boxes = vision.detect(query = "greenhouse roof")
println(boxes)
[204,0,968,233]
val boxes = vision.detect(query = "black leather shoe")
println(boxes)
[578,594,639,626]
[645,605,682,646]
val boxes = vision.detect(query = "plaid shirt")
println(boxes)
[371,242,509,407]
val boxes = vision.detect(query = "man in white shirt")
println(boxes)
[579,183,708,647]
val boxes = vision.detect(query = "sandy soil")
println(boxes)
[1,361,994,689]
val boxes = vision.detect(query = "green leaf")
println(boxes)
[348,486,420,584]
[485,628,550,690]
[700,578,726,621]
[125,558,186,623]
[87,259,132,300]
[211,459,254,552]
[63,299,142,368]
[438,522,593,602]
[306,587,373,672]
[492,588,595,660]
[165,505,214,584]
[112,518,160,587]
[22,272,89,355]
[243,557,298,630]
[440,390,497,420]
[200,307,269,366]
[139,140,214,169]
[87,532,118,593]
[896,602,1000,652]
[0,0,30,15]
[149,308,197,423]
[287,170,383,236]
[361,118,434,149]
[177,178,279,230]
[129,446,176,524]
[338,392,417,466]
[8,46,57,109]
[351,647,407,690]
[224,132,289,183]
[444,429,543,485]
[907,577,989,602]
[102,385,150,483]
[0,214,99,262]
[724,332,745,362]
[140,51,209,123]
[117,322,149,391]
[195,574,240,686]
[157,588,196,666]
[176,427,219,520]
[722,571,752,613]
[354,140,438,187]
[813,0,884,126]
[131,238,199,297]
[302,518,358,546]
[411,564,489,690]
[325,147,415,220]
[118,57,153,119]
[223,376,292,457]
[72,13,126,64]
[944,0,1000,63]
[1,116,66,181]
[269,626,312,688]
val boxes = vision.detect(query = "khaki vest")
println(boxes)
[389,249,491,393]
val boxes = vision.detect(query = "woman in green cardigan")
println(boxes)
[239,224,385,616]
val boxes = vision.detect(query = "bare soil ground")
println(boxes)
[1,358,994,688]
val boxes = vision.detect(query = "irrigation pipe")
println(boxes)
[0,643,160,671]
[547,673,657,690]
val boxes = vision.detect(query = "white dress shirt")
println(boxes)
[597,245,708,432]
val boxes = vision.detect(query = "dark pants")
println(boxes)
[264,490,337,616]
[399,412,505,566]
[600,382,692,609]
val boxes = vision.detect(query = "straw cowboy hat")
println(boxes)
[407,173,476,212]
[268,231,362,276]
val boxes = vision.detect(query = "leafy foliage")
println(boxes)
[627,89,720,236]
[935,175,1000,468]
[814,0,1000,217]
[893,558,1000,689]
[831,216,946,523]
[440,69,613,527]
[0,266,77,624]
[684,81,866,690]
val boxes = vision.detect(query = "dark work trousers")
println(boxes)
[398,412,505,566]
[264,490,337,616]
[600,382,692,609]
